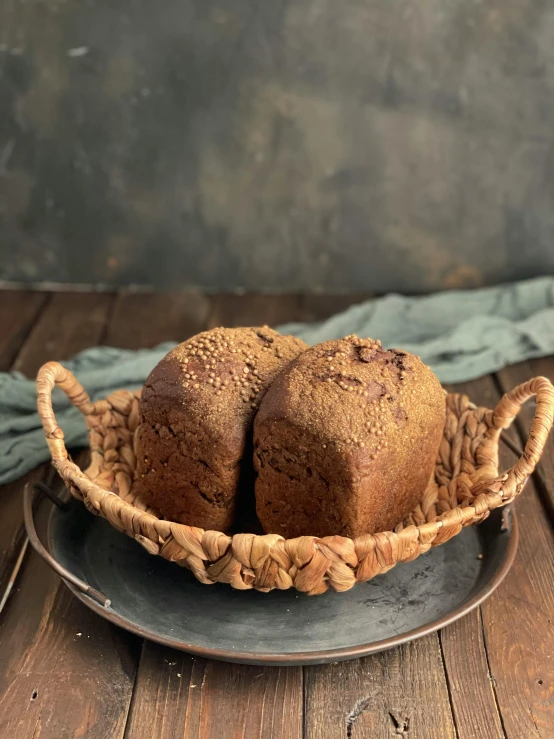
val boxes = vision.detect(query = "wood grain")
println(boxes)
[299,293,373,324]
[302,293,457,739]
[0,291,54,601]
[120,291,305,738]
[0,292,142,738]
[124,644,302,739]
[448,374,554,738]
[304,635,457,738]
[0,291,48,371]
[12,291,116,377]
[208,294,303,329]
[0,468,48,609]
[0,468,140,739]
[1,290,553,739]
[0,290,216,738]
[481,461,554,737]
[106,291,212,348]
[439,611,505,739]
[436,377,506,739]
[0,293,114,604]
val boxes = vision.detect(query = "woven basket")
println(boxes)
[36,361,554,595]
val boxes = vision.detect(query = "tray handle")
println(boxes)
[37,361,96,462]
[491,375,554,502]
[37,361,552,512]
[23,483,111,608]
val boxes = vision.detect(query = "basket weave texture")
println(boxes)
[37,361,554,595]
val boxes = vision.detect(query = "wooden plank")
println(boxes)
[439,611,505,739]
[0,291,142,738]
[208,294,302,329]
[483,408,554,737]
[0,468,48,610]
[0,293,115,600]
[124,645,302,739]
[105,291,212,348]
[445,373,554,738]
[0,467,141,739]
[305,635,456,738]
[0,290,53,602]
[1,291,216,737]
[0,291,213,736]
[301,293,455,739]
[0,291,49,371]
[305,366,553,739]
[299,293,373,324]
[122,292,304,738]
[437,378,507,739]
[495,356,554,519]
[13,291,116,377]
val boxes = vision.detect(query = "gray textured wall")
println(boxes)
[1,0,553,292]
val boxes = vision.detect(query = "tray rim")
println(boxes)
[46,504,519,666]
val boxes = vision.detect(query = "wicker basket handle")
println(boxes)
[37,361,96,462]
[37,360,554,502]
[491,375,554,499]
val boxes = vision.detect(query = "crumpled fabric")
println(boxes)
[1,276,553,485]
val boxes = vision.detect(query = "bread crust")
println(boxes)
[134,327,307,530]
[254,335,445,538]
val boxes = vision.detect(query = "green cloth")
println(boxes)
[1,277,553,485]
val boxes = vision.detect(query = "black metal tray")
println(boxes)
[25,485,518,666]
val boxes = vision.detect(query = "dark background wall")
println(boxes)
[1,0,553,293]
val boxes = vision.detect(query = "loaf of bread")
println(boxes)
[253,335,445,539]
[134,327,307,530]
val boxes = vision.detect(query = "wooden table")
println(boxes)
[0,290,552,739]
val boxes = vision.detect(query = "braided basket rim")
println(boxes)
[36,362,554,595]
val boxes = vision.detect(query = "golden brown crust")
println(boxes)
[134,327,307,530]
[253,335,446,538]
